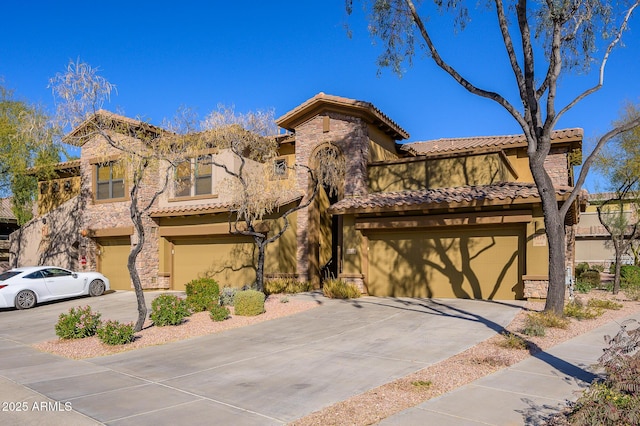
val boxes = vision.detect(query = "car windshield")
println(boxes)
[0,271,22,281]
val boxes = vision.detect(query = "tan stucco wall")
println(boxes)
[368,153,507,193]
[525,206,549,277]
[367,125,399,162]
[38,176,81,215]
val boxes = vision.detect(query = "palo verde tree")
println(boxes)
[595,103,640,293]
[199,106,345,292]
[49,61,188,332]
[347,0,640,314]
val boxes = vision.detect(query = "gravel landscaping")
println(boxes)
[31,290,640,425]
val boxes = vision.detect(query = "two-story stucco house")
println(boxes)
[10,93,584,300]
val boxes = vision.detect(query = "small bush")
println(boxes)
[622,266,640,290]
[575,262,590,278]
[590,264,605,272]
[150,294,191,326]
[521,315,546,337]
[55,305,102,339]
[587,299,623,310]
[264,278,313,295]
[623,284,640,301]
[411,380,432,388]
[97,320,135,345]
[564,299,603,320]
[580,270,601,287]
[209,304,230,322]
[219,287,237,307]
[575,280,596,294]
[322,279,361,299]
[234,290,266,316]
[527,311,570,329]
[497,331,529,350]
[185,278,220,312]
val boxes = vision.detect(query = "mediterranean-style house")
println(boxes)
[575,192,639,268]
[10,93,585,300]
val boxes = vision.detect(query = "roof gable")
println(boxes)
[276,93,409,140]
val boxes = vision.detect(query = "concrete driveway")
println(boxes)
[0,291,523,425]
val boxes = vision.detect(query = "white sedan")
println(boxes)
[0,266,110,310]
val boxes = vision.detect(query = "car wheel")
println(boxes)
[89,279,105,297]
[15,290,37,310]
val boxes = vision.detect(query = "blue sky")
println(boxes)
[1,1,639,192]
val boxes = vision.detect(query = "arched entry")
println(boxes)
[308,143,345,288]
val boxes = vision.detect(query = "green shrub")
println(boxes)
[497,331,529,350]
[219,287,237,306]
[590,264,605,272]
[575,262,590,278]
[55,305,102,339]
[185,278,220,312]
[564,299,603,320]
[575,280,596,294]
[580,270,601,287]
[621,265,640,290]
[322,279,361,299]
[521,315,546,337]
[264,278,313,295]
[97,320,135,345]
[623,284,640,301]
[234,290,266,316]
[210,305,230,322]
[150,294,191,326]
[527,311,570,329]
[587,299,623,310]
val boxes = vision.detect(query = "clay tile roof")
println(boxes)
[0,198,16,221]
[403,128,583,156]
[276,93,409,140]
[149,193,304,218]
[328,182,575,214]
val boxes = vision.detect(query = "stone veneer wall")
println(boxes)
[544,146,570,187]
[292,112,370,281]
[80,133,162,289]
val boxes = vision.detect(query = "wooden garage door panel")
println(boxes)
[98,238,131,291]
[172,237,256,291]
[367,227,522,300]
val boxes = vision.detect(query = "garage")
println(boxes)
[170,236,257,291]
[97,237,132,290]
[366,226,524,299]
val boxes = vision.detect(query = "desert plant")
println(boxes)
[234,290,265,316]
[264,278,313,295]
[150,294,191,326]
[411,380,432,388]
[587,299,623,310]
[55,305,102,339]
[185,278,220,312]
[579,270,601,288]
[97,320,135,345]
[322,278,361,299]
[209,304,231,322]
[219,287,237,306]
[564,299,603,320]
[575,262,591,278]
[497,331,529,350]
[558,320,640,425]
[526,311,570,329]
[521,315,546,337]
[575,280,596,294]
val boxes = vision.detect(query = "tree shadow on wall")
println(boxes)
[197,240,258,288]
[368,227,521,300]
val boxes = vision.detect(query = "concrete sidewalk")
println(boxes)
[0,293,522,425]
[380,313,639,426]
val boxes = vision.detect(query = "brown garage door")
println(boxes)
[98,237,132,290]
[171,236,257,291]
[367,226,523,299]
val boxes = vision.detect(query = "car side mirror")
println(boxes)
[72,273,78,279]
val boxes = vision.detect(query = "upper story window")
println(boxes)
[96,162,125,200]
[174,155,214,198]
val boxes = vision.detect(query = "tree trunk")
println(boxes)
[613,238,622,294]
[128,188,147,332]
[254,238,266,293]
